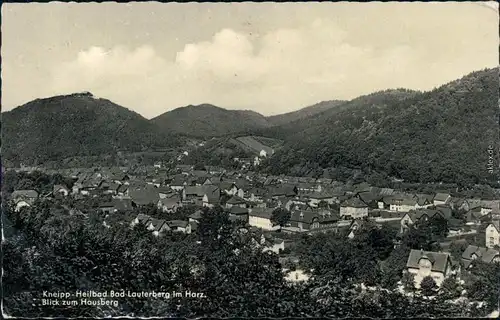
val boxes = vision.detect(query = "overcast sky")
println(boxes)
[2,2,498,118]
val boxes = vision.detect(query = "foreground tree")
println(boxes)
[420,276,438,296]
[440,275,461,299]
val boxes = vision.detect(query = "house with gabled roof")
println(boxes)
[165,220,192,233]
[226,195,247,209]
[157,193,182,213]
[269,185,297,199]
[434,204,453,220]
[129,188,160,207]
[175,164,193,174]
[307,192,336,208]
[248,208,278,231]
[202,187,221,208]
[98,201,115,214]
[169,175,188,191]
[433,193,451,206]
[130,213,151,227]
[262,238,291,254]
[357,192,384,209]
[53,184,70,197]
[244,187,267,202]
[472,200,500,216]
[413,194,435,209]
[11,190,39,212]
[188,210,203,224]
[183,185,219,206]
[146,218,166,235]
[461,245,500,268]
[288,210,321,232]
[339,198,368,219]
[449,197,468,212]
[466,210,488,226]
[388,196,418,212]
[485,220,499,249]
[399,208,447,233]
[347,219,379,239]
[406,249,453,288]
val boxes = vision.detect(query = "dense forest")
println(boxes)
[2,92,181,166]
[151,103,272,138]
[258,68,499,186]
[266,100,345,126]
[180,138,254,169]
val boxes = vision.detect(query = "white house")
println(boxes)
[339,198,368,219]
[248,208,279,231]
[11,190,39,212]
[433,193,451,206]
[262,238,286,254]
[283,269,310,283]
[405,249,453,288]
[485,220,500,249]
[53,184,70,197]
[15,200,31,212]
[389,198,417,212]
[461,245,500,269]
[166,220,192,234]
[130,214,151,228]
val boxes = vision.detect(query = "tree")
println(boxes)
[465,260,500,310]
[271,208,291,228]
[401,224,440,251]
[352,224,397,261]
[193,163,206,171]
[449,240,468,263]
[420,276,438,296]
[380,245,411,289]
[401,271,416,292]
[440,276,461,299]
[317,200,329,209]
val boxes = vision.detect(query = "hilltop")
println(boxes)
[2,92,181,166]
[151,104,272,138]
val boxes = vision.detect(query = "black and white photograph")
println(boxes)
[1,1,499,318]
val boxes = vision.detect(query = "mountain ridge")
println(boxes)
[260,67,499,186]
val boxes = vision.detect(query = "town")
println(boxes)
[2,1,498,318]
[3,155,499,317]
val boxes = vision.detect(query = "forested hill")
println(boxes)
[266,100,346,126]
[2,92,181,166]
[151,104,272,138]
[260,68,499,186]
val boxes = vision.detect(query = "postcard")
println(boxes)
[1,1,499,318]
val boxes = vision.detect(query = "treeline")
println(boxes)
[2,170,76,196]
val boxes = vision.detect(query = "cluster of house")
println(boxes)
[8,164,500,286]
[405,244,500,289]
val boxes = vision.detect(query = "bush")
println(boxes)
[420,276,438,296]
[440,276,461,299]
[401,271,416,292]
